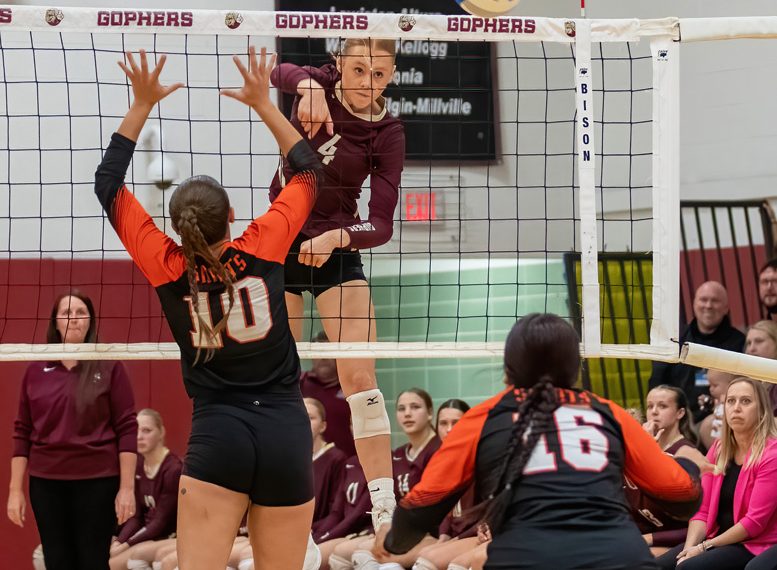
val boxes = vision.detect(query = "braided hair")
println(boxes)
[169,175,235,364]
[480,313,581,533]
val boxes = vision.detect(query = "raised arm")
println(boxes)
[95,50,185,288]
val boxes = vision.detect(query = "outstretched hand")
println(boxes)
[118,49,183,108]
[221,46,276,109]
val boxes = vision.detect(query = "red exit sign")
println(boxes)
[404,191,440,221]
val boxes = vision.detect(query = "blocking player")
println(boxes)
[377,314,703,569]
[270,38,405,531]
[95,47,321,569]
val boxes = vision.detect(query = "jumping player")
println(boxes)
[377,314,703,569]
[95,47,321,569]
[270,38,404,531]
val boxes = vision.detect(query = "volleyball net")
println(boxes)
[0,6,774,382]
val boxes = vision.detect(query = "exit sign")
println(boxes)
[404,191,441,222]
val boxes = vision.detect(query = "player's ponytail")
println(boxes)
[481,376,559,533]
[170,175,235,364]
[477,313,580,532]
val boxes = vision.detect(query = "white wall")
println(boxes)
[1,0,776,259]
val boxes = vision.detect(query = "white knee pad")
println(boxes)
[352,550,380,570]
[237,560,253,570]
[127,561,152,570]
[413,557,439,570]
[328,554,352,570]
[378,564,404,570]
[151,562,163,570]
[447,565,468,570]
[303,534,321,570]
[347,389,391,439]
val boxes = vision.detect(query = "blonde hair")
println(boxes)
[715,377,777,474]
[304,397,326,422]
[747,320,777,359]
[337,38,397,59]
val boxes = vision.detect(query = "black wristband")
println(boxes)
[286,140,321,174]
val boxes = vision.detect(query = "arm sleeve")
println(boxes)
[313,484,371,543]
[232,171,317,264]
[738,449,777,537]
[109,363,137,454]
[95,133,184,287]
[652,528,688,547]
[12,368,32,457]
[116,516,143,544]
[270,63,334,94]
[126,460,182,546]
[344,124,405,250]
[612,403,702,514]
[384,391,498,555]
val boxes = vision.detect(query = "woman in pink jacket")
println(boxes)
[657,377,777,569]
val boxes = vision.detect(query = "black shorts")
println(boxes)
[284,233,366,297]
[183,387,313,507]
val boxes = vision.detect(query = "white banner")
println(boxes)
[0,5,672,42]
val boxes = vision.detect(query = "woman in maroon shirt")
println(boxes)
[109,408,182,570]
[270,38,405,532]
[7,291,137,570]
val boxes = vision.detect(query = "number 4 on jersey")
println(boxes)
[318,134,341,165]
[524,406,609,474]
[185,276,272,348]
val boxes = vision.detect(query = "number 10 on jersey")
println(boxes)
[185,276,272,348]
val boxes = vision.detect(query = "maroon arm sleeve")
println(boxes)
[116,515,143,544]
[652,528,688,547]
[12,368,32,457]
[126,460,182,546]
[344,123,405,249]
[270,63,335,94]
[109,363,137,454]
[313,483,371,543]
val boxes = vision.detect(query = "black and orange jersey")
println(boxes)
[384,386,702,561]
[95,133,317,397]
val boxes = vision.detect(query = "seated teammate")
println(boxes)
[330,389,442,569]
[377,313,702,569]
[109,409,182,570]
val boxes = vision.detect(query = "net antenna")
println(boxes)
[0,7,774,382]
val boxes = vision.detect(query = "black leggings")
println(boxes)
[656,543,754,570]
[745,544,777,570]
[29,476,118,570]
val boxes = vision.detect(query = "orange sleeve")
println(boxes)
[610,400,700,501]
[233,172,317,263]
[112,186,186,287]
[402,388,509,509]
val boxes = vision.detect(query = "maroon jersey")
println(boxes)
[438,484,479,539]
[313,443,347,524]
[117,452,183,546]
[301,371,355,457]
[312,455,371,542]
[270,63,405,250]
[95,133,317,397]
[392,435,442,498]
[12,361,136,479]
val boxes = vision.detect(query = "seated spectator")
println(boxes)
[414,399,489,570]
[758,258,777,321]
[301,330,356,457]
[634,386,708,554]
[330,389,442,569]
[307,397,347,525]
[744,320,777,415]
[7,290,137,570]
[656,377,777,569]
[650,281,745,421]
[698,370,737,450]
[109,408,182,570]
